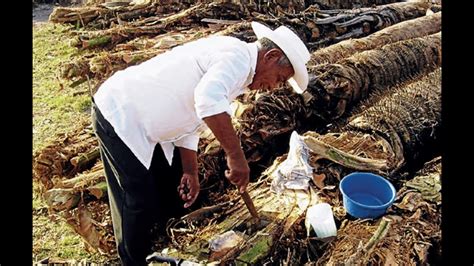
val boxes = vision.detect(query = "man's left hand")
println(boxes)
[178,173,200,208]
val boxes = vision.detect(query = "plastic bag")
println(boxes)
[270,131,313,194]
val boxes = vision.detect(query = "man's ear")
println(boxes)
[264,48,283,63]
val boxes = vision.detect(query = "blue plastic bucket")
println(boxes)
[339,172,396,219]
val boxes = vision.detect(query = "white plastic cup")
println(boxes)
[306,203,337,238]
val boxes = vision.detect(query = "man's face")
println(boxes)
[248,49,295,92]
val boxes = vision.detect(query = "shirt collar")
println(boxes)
[243,42,258,89]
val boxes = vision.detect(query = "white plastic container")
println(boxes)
[306,203,338,238]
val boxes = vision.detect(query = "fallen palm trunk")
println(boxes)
[61,24,239,85]
[309,0,399,9]
[74,3,207,49]
[225,1,430,49]
[304,32,440,120]
[33,118,99,190]
[210,1,428,48]
[63,46,163,86]
[70,147,100,169]
[72,2,259,49]
[260,1,429,50]
[343,69,441,169]
[302,68,441,177]
[49,0,408,30]
[43,161,107,212]
[49,0,326,29]
[74,1,428,50]
[310,12,441,65]
[49,0,194,29]
[198,33,441,186]
[44,181,107,211]
[316,156,441,265]
[56,161,105,190]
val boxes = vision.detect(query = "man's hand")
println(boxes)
[177,147,199,208]
[203,112,250,193]
[178,173,200,208]
[225,155,250,193]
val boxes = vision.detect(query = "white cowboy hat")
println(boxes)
[251,21,311,94]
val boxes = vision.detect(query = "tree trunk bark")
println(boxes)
[73,1,428,50]
[310,12,441,65]
[302,68,441,176]
[33,120,98,190]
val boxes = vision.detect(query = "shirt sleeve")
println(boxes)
[194,48,251,120]
[173,133,200,151]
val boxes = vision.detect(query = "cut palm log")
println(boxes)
[49,0,194,29]
[50,0,413,30]
[73,1,428,50]
[44,187,81,212]
[302,68,441,176]
[49,0,333,29]
[310,12,441,65]
[43,181,107,212]
[309,0,399,9]
[33,118,99,190]
[70,147,100,168]
[75,3,205,49]
[57,161,106,190]
[262,1,430,50]
[43,161,107,211]
[304,32,441,121]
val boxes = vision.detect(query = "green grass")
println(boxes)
[33,22,91,154]
[33,215,91,261]
[33,22,113,263]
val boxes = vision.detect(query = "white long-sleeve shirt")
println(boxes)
[93,36,258,169]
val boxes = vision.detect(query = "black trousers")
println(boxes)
[91,101,186,265]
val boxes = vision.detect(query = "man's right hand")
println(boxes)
[225,154,250,193]
[202,112,250,193]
